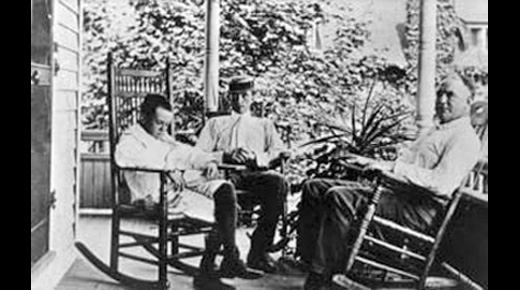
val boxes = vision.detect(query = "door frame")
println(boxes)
[31,0,55,270]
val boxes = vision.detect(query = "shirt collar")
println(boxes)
[231,110,252,119]
[436,116,471,131]
[131,124,158,145]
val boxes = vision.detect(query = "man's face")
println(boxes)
[230,91,253,114]
[435,78,471,124]
[145,107,174,139]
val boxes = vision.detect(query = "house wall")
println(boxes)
[32,0,81,288]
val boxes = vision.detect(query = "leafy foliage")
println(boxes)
[82,0,402,135]
[295,74,414,181]
[82,0,475,186]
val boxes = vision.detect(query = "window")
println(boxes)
[468,25,488,51]
[471,28,480,47]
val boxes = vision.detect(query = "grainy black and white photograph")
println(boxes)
[31,0,488,289]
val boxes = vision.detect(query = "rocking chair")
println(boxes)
[332,162,488,290]
[75,54,217,290]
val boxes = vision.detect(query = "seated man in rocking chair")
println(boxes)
[115,94,261,289]
[196,76,290,274]
[298,73,482,290]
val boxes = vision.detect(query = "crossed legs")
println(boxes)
[298,178,441,289]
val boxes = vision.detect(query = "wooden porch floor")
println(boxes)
[56,216,466,290]
[56,215,307,290]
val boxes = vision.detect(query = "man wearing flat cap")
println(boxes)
[196,76,289,273]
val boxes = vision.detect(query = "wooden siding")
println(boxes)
[55,25,80,53]
[56,70,80,91]
[56,47,80,72]
[56,2,80,32]
[49,0,80,263]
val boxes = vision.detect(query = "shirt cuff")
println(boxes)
[213,151,225,164]
[256,152,270,168]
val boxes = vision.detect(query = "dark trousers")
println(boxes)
[297,178,442,275]
[203,182,240,269]
[232,170,288,257]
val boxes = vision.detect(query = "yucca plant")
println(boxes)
[301,81,413,180]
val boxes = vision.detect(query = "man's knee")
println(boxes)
[214,181,237,205]
[302,178,331,202]
[266,171,286,186]
[302,179,325,199]
[263,172,288,196]
[324,186,358,215]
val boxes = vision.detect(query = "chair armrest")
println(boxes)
[116,165,174,174]
[335,159,368,173]
[336,159,440,198]
[219,151,291,173]
[379,170,440,194]
[218,164,248,171]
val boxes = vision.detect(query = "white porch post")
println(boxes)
[204,0,220,114]
[416,0,437,135]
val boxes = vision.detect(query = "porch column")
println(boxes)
[416,0,437,135]
[204,0,220,114]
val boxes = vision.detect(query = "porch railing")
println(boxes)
[80,130,111,209]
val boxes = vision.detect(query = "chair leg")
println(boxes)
[345,184,384,272]
[170,224,179,256]
[158,175,169,289]
[281,198,289,258]
[110,208,121,271]
[158,222,168,289]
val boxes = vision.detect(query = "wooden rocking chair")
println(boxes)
[75,54,217,290]
[332,162,488,290]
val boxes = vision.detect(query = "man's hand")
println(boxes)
[366,160,394,173]
[280,151,292,160]
[223,148,255,164]
[203,162,220,180]
[167,170,186,192]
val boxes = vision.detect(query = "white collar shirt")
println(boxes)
[196,111,286,167]
[393,117,481,198]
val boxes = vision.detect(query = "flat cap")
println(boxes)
[229,76,254,93]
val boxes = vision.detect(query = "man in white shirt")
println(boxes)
[115,95,260,289]
[299,74,481,290]
[196,76,289,273]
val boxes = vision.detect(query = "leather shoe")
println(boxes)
[219,255,264,280]
[247,253,278,274]
[193,274,236,290]
[304,272,331,290]
[199,253,219,274]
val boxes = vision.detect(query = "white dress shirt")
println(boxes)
[114,124,225,222]
[392,117,481,198]
[196,111,286,167]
